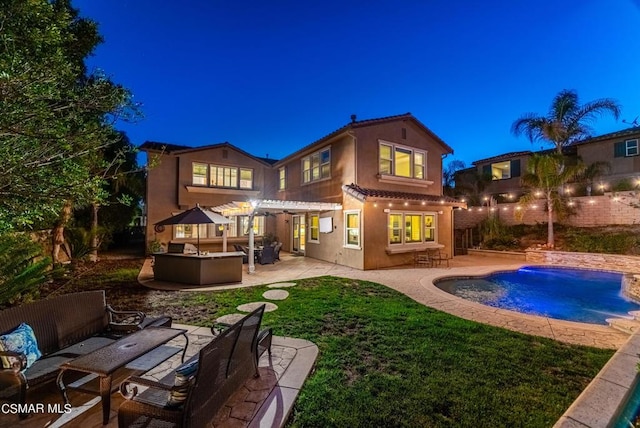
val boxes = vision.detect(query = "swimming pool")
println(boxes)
[434,266,640,325]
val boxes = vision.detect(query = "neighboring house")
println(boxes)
[456,127,640,201]
[142,113,465,270]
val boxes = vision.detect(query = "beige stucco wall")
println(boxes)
[353,120,447,196]
[577,137,640,178]
[144,146,274,252]
[454,192,640,229]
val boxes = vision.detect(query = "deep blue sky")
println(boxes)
[72,0,640,166]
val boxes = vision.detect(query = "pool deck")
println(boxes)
[140,253,631,349]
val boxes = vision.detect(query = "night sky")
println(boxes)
[72,0,640,166]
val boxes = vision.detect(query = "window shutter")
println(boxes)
[510,160,521,177]
[614,141,625,158]
[482,165,491,177]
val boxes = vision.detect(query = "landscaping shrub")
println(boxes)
[564,229,640,254]
[0,233,50,306]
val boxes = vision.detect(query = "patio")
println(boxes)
[0,327,317,428]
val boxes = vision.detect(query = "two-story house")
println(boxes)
[456,127,640,202]
[142,113,464,270]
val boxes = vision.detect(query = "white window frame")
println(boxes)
[302,146,331,184]
[344,210,361,249]
[626,139,638,157]
[197,164,254,189]
[308,213,320,243]
[192,162,208,185]
[387,211,438,247]
[278,167,286,190]
[378,140,426,180]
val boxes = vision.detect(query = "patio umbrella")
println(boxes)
[155,204,233,254]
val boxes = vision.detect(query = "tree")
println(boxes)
[511,89,621,154]
[442,159,466,196]
[517,153,586,248]
[453,168,494,205]
[0,0,137,233]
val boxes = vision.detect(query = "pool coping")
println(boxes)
[553,331,640,427]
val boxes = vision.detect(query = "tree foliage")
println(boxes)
[0,0,137,231]
[511,89,621,154]
[517,153,586,247]
[0,233,50,306]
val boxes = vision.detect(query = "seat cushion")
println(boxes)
[166,359,198,407]
[0,323,42,370]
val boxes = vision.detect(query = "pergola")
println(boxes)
[211,199,343,273]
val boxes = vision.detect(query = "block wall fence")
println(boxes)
[454,191,640,229]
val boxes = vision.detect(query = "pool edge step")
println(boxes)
[606,318,640,334]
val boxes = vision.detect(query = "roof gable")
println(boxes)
[140,141,278,167]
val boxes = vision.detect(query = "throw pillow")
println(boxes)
[0,323,42,370]
[166,359,199,407]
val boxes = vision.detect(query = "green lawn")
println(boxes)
[167,276,612,428]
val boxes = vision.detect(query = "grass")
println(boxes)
[49,261,614,427]
[177,276,611,428]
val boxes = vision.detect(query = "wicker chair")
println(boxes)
[118,305,269,428]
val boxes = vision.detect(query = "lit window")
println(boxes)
[488,162,511,180]
[302,147,331,183]
[239,215,264,236]
[388,212,438,246]
[278,167,286,190]
[378,141,426,179]
[389,214,403,244]
[206,165,254,189]
[345,211,360,248]
[239,168,253,189]
[424,214,435,242]
[192,163,207,185]
[404,215,422,243]
[309,214,319,242]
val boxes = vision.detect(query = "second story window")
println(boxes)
[278,167,286,190]
[192,163,208,185]
[379,142,426,180]
[302,147,330,183]
[614,139,639,158]
[191,163,254,189]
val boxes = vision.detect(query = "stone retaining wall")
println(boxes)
[525,250,640,273]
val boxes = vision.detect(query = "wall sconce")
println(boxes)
[438,210,444,215]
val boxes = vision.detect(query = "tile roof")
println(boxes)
[570,127,640,146]
[139,141,279,166]
[342,183,463,205]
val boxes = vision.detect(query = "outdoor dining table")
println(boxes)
[56,327,188,425]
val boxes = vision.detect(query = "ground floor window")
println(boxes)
[388,211,437,246]
[344,210,361,248]
[309,214,319,243]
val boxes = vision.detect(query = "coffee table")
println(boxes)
[56,327,188,425]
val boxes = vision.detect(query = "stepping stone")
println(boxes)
[262,290,289,300]
[237,302,278,313]
[267,282,296,288]
[215,313,246,326]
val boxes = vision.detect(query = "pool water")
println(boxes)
[435,266,640,325]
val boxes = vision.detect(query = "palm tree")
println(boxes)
[517,153,586,248]
[578,160,611,196]
[512,90,621,153]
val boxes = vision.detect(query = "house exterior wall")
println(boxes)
[144,145,274,252]
[472,153,530,196]
[576,132,640,186]
[353,120,447,196]
[143,114,457,270]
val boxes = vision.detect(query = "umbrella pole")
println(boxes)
[197,224,200,255]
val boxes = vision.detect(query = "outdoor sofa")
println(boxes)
[0,290,171,415]
[118,305,272,428]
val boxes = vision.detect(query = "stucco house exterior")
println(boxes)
[142,113,465,270]
[455,127,640,201]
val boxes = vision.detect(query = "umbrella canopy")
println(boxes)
[155,205,233,254]
[155,205,233,226]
